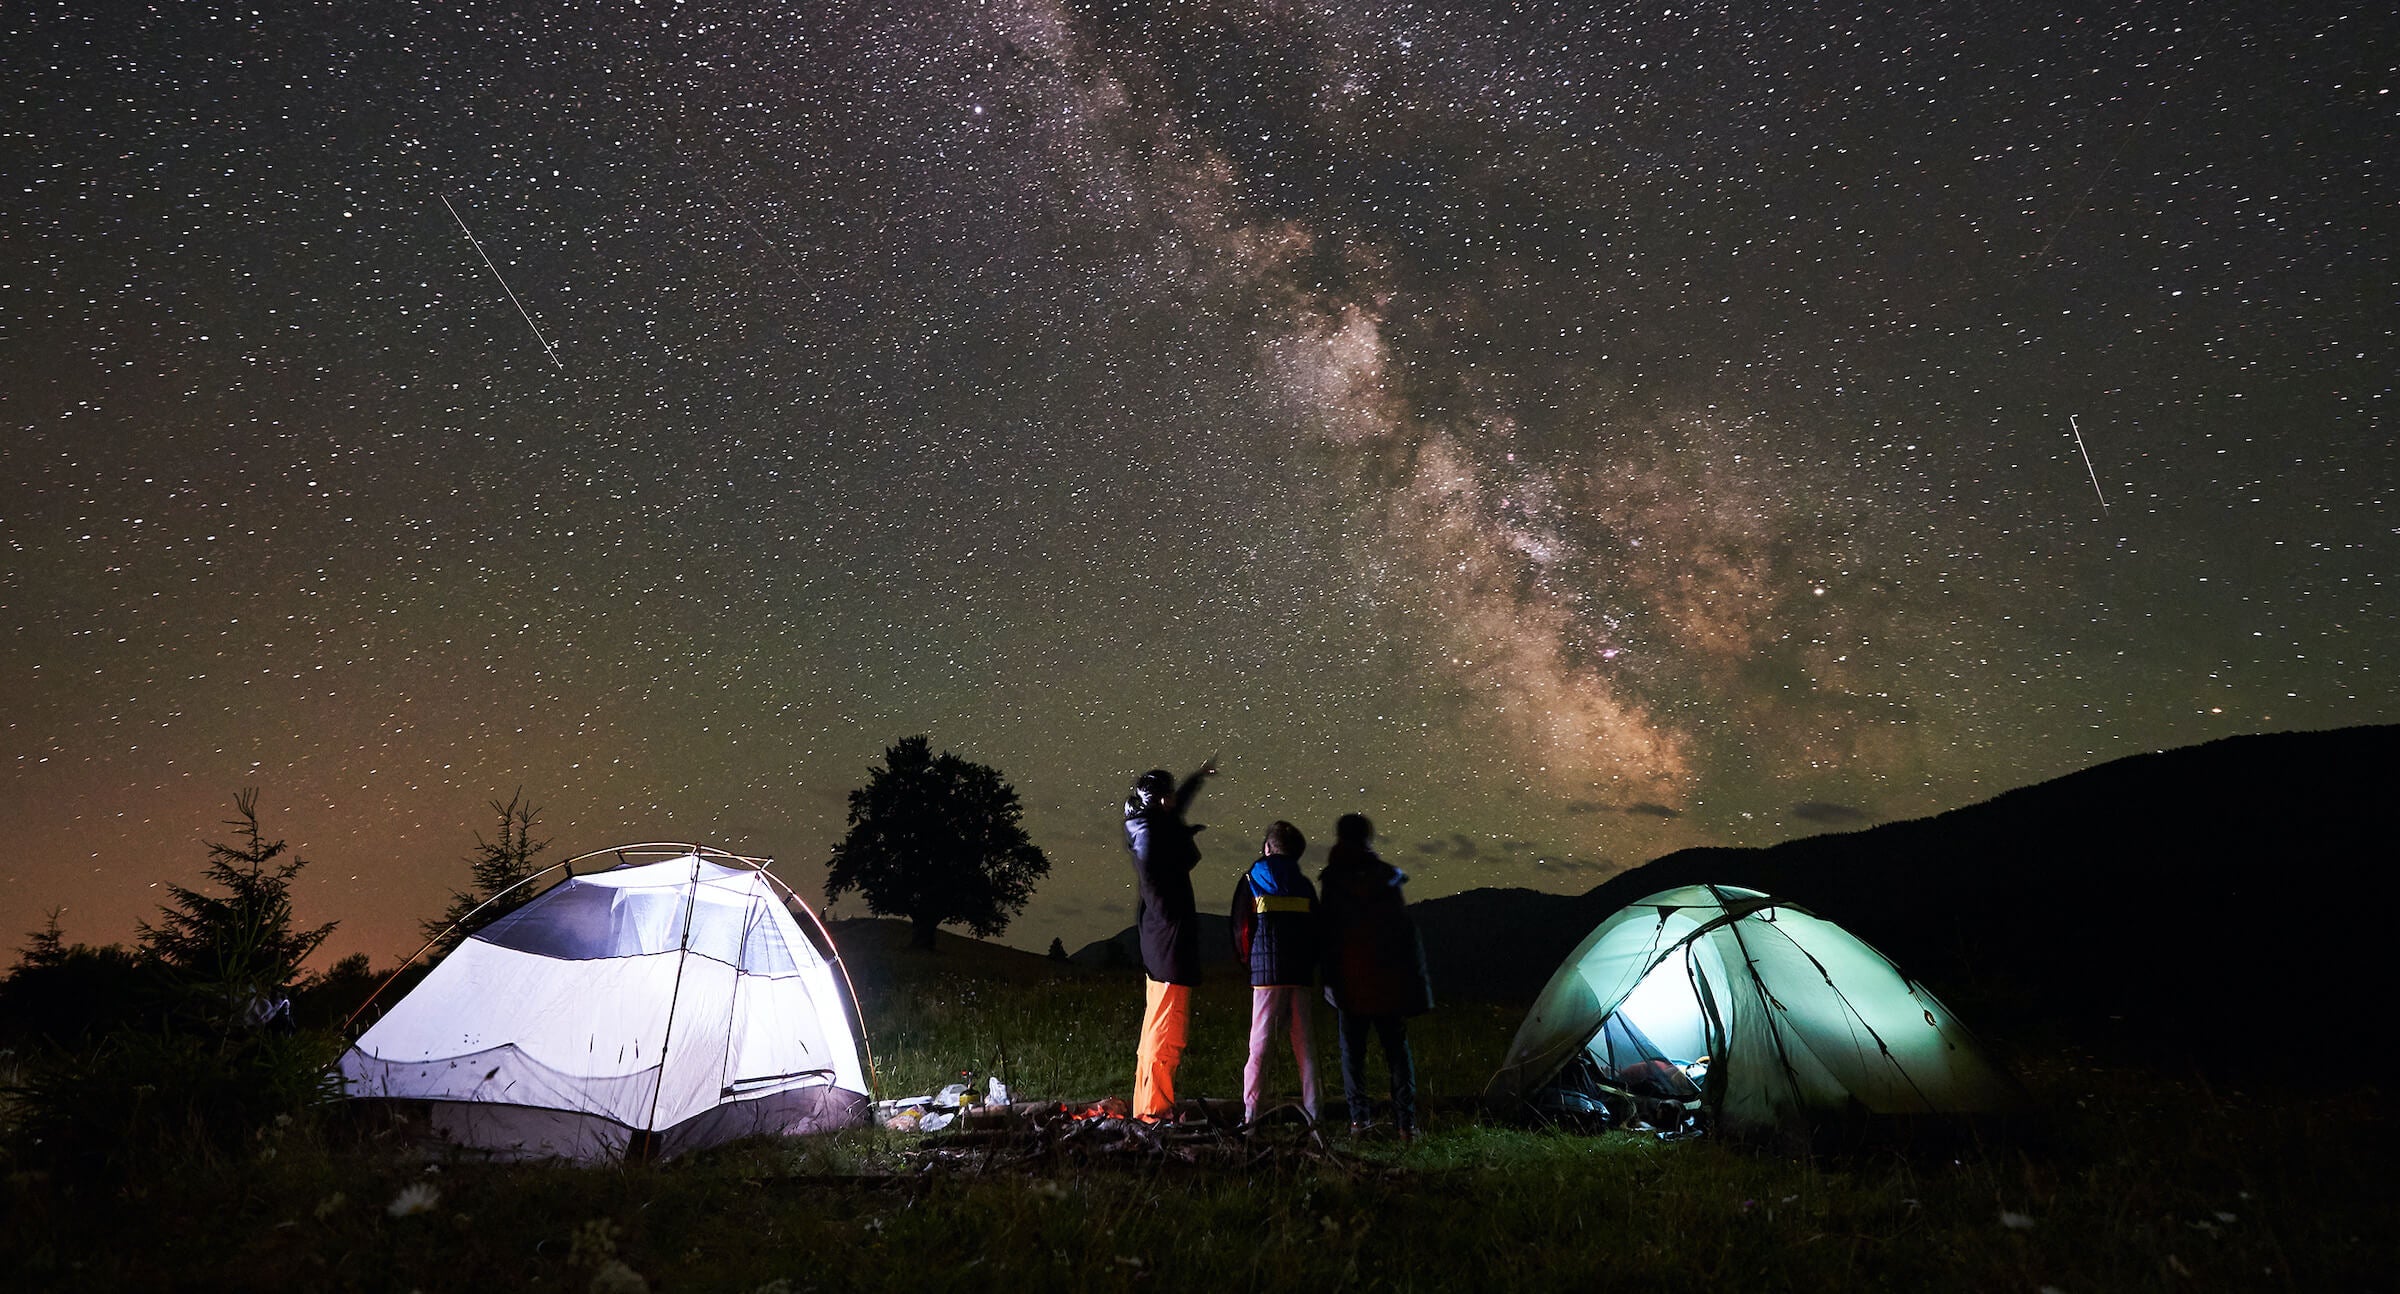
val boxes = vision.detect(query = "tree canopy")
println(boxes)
[825,736,1051,950]
[0,912,148,1044]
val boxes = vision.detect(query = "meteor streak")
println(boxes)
[2069,414,2107,514]
[441,193,563,370]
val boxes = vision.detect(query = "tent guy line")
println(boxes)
[440,192,564,371]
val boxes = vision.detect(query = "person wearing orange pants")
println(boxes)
[1123,759,1214,1121]
[1133,976,1191,1117]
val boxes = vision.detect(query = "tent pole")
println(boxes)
[751,860,880,1102]
[640,850,707,1152]
[1714,891,1810,1120]
[1788,930,1945,1112]
[340,857,577,1032]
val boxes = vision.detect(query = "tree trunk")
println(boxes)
[910,915,940,951]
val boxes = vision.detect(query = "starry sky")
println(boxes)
[4,0,2392,967]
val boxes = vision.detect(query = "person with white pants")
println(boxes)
[1232,820,1321,1125]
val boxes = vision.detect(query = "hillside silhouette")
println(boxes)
[1070,913,1238,972]
[1430,725,2399,1067]
[1075,725,2395,1070]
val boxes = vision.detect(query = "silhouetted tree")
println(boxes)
[0,912,150,1044]
[19,909,68,971]
[421,789,551,957]
[295,950,383,1030]
[826,736,1050,950]
[1048,937,1070,962]
[137,788,336,1027]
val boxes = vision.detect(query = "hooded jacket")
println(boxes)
[1124,770,1209,985]
[1231,852,1319,988]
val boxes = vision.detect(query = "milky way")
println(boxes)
[4,1,2392,962]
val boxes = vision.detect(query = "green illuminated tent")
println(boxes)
[1487,883,2018,1133]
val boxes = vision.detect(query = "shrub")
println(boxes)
[0,940,159,1047]
[6,1025,343,1177]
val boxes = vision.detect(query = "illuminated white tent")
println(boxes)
[1488,884,2017,1133]
[340,844,871,1160]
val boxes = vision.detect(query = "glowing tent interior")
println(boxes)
[1487,883,2018,1134]
[339,844,871,1161]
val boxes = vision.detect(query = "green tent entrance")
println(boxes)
[1488,884,2019,1134]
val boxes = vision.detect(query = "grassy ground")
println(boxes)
[841,924,1523,1115]
[4,937,2390,1292]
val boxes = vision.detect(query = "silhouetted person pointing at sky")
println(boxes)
[1124,756,1215,1122]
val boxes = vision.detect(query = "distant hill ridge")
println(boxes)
[1073,725,2397,1061]
[1564,724,2397,1050]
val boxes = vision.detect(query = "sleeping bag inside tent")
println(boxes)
[1487,884,2017,1134]
[339,845,871,1161]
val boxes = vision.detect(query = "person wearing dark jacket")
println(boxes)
[1232,820,1320,1125]
[1318,813,1432,1138]
[1124,759,1214,1121]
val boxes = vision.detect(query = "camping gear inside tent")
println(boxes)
[340,844,872,1161]
[1487,883,2018,1135]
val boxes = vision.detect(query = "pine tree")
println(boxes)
[20,909,68,971]
[0,915,145,1044]
[421,790,551,957]
[826,736,1051,950]
[136,788,336,1025]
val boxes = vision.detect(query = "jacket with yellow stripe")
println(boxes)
[1231,853,1320,987]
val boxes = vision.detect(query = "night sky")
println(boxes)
[5,1,2392,966]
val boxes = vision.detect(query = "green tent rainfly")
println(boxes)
[1488,883,2019,1134]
